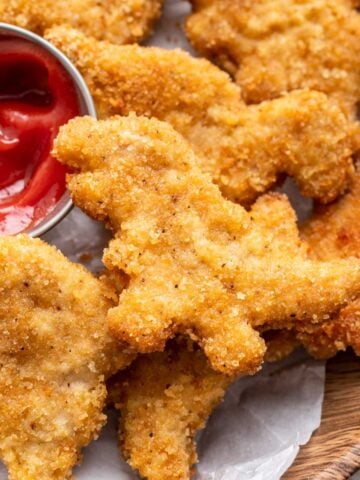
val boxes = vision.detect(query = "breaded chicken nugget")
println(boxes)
[186,0,360,117]
[302,173,360,260]
[106,166,360,479]
[0,235,133,480]
[109,338,232,480]
[0,0,163,44]
[261,171,360,360]
[54,114,360,376]
[296,172,360,358]
[45,26,359,205]
[108,331,298,480]
[109,331,303,480]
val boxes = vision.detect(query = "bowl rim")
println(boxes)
[0,22,97,238]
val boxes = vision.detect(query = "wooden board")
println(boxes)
[283,351,360,479]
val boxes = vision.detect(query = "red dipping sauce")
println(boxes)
[0,36,81,235]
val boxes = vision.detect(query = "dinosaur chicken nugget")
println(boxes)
[109,338,232,480]
[54,114,360,376]
[45,25,359,205]
[0,235,133,480]
[186,0,360,117]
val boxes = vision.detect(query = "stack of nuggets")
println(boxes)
[53,113,360,480]
[1,1,360,479]
[46,25,359,205]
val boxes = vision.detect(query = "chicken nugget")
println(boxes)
[261,171,360,360]
[109,331,315,480]
[109,327,326,480]
[108,338,231,480]
[0,235,133,480]
[302,172,360,261]
[106,167,360,480]
[186,0,360,117]
[54,114,360,376]
[45,25,359,205]
[295,171,360,358]
[0,0,163,44]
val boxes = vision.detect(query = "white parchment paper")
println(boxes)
[0,2,326,478]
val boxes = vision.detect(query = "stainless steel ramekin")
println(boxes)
[0,23,96,237]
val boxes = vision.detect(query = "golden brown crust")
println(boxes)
[292,301,360,359]
[45,26,359,205]
[0,235,133,480]
[291,172,360,358]
[186,0,360,117]
[54,114,360,376]
[109,339,232,480]
[262,329,300,362]
[260,172,360,360]
[109,332,302,480]
[0,0,163,44]
[302,173,360,261]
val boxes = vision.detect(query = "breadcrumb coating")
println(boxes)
[45,25,359,205]
[54,114,360,376]
[186,0,360,117]
[296,172,360,358]
[109,331,298,480]
[0,235,133,480]
[109,339,232,480]
[261,329,300,362]
[263,171,360,360]
[0,0,163,44]
[302,173,360,261]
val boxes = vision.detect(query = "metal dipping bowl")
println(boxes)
[0,23,96,237]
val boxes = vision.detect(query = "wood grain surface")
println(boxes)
[283,352,360,480]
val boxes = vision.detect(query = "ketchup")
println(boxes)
[0,37,81,235]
